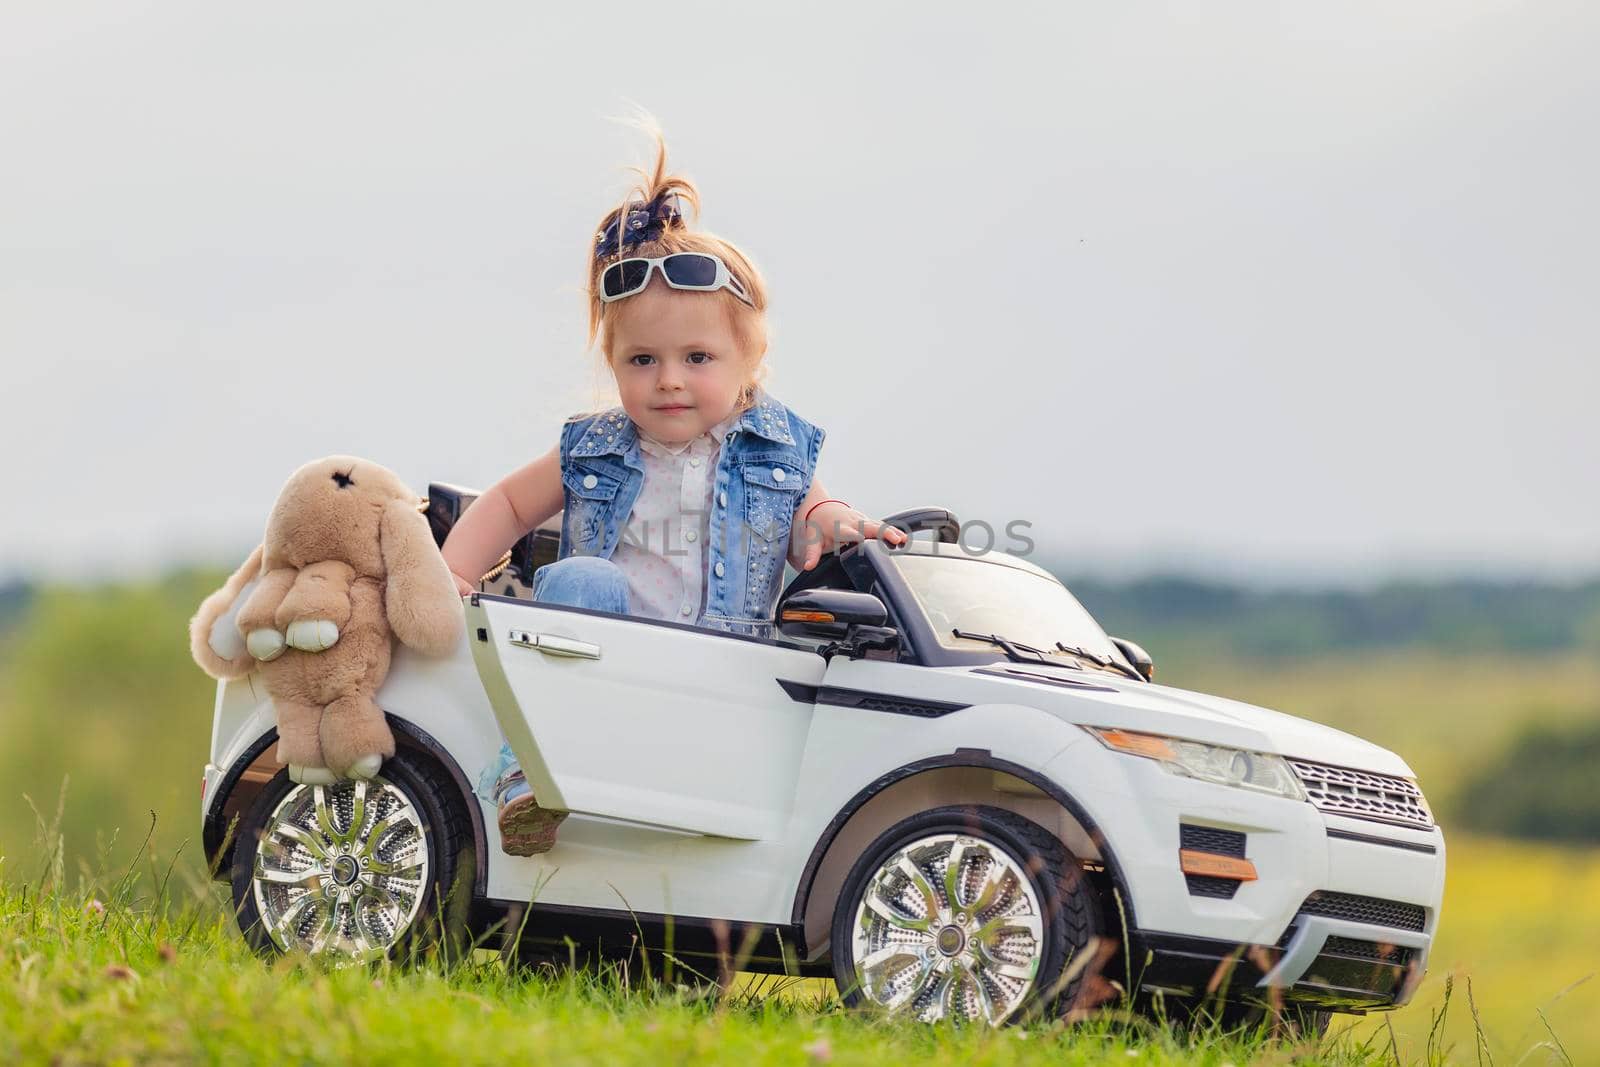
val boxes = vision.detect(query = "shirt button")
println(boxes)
[689,457,701,468]
[680,604,692,616]
[771,467,786,482]
[685,529,698,543]
[582,474,598,490]
[714,561,725,577]
[718,491,728,507]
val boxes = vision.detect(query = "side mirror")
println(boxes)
[1111,637,1155,682]
[778,589,892,645]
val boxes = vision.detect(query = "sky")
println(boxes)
[2,2,1596,587]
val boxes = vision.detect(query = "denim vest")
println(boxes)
[555,390,825,638]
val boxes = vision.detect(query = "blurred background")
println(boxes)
[1,1,1596,1059]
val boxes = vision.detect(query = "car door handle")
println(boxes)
[508,630,601,660]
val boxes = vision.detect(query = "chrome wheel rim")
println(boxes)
[851,832,1046,1025]
[251,777,430,960]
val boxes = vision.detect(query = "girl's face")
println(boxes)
[607,282,753,447]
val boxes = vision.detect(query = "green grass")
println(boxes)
[3,833,1593,1065]
[0,878,1414,1066]
[0,575,221,882]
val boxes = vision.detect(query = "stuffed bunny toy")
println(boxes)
[189,456,463,784]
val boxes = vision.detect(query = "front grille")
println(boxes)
[1180,824,1246,857]
[1323,935,1414,965]
[1288,759,1434,830]
[1298,891,1427,932]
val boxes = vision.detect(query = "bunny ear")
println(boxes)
[380,499,463,656]
[189,544,265,679]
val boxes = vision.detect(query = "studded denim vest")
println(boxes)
[554,390,826,638]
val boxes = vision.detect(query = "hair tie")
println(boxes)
[594,194,681,261]
[803,498,852,524]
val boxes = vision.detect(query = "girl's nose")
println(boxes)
[656,362,685,391]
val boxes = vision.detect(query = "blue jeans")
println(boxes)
[475,556,631,806]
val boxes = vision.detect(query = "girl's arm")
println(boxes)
[441,444,565,595]
[788,477,908,572]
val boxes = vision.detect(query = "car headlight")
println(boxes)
[1085,727,1307,801]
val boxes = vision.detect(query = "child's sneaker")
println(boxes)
[494,769,567,856]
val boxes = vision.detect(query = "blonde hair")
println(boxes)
[587,130,770,412]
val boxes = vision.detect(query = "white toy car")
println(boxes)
[200,496,1445,1028]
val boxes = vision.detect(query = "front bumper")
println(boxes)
[1045,741,1444,1009]
[1134,912,1426,1011]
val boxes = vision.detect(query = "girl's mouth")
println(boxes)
[655,405,693,414]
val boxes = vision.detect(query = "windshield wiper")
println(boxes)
[1055,642,1144,682]
[952,628,1144,681]
[951,629,1055,666]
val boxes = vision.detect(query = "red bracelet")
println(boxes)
[803,498,851,523]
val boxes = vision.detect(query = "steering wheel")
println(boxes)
[784,506,962,602]
[879,507,961,544]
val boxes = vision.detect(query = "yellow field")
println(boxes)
[1355,834,1600,1063]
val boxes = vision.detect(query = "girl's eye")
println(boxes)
[628,354,655,367]
[686,351,713,365]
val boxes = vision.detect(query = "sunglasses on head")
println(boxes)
[598,252,754,307]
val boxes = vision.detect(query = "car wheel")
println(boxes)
[230,749,474,962]
[831,804,1100,1025]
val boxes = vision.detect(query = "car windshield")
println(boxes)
[888,553,1127,666]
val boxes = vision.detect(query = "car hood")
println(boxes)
[971,665,1416,778]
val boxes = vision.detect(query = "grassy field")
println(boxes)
[3,833,1593,1065]
[1407,835,1597,1062]
[0,889,1364,1066]
[1,574,1597,1063]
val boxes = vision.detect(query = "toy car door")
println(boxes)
[465,593,825,840]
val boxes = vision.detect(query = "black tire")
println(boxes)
[230,748,475,962]
[830,804,1101,1024]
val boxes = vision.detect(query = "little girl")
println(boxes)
[441,132,906,854]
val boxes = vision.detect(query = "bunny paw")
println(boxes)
[288,764,337,786]
[346,754,383,780]
[246,628,287,662]
[285,619,340,652]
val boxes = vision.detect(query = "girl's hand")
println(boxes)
[792,501,910,571]
[451,572,475,597]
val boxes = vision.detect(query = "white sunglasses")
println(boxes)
[598,252,754,307]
